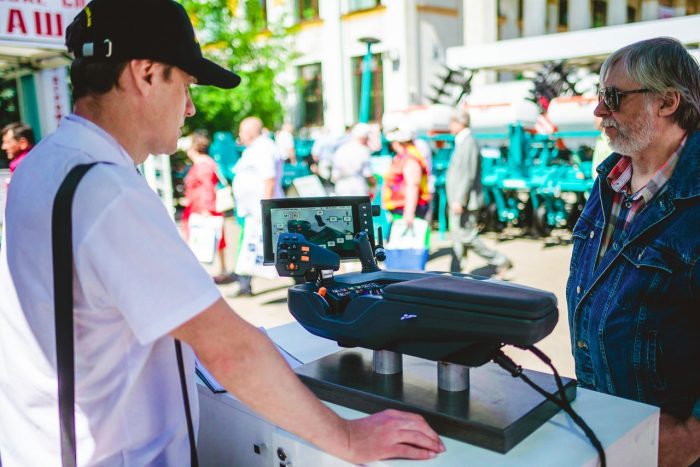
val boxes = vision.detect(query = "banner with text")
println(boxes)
[1,1,84,48]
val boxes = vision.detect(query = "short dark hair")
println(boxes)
[70,58,128,100]
[1,122,35,145]
[69,59,174,100]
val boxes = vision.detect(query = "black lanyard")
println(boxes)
[52,163,198,466]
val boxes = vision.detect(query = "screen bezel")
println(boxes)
[261,196,374,265]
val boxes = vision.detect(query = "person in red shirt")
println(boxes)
[1,122,35,185]
[183,130,236,284]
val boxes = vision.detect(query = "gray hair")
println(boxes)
[600,37,700,131]
[450,107,470,127]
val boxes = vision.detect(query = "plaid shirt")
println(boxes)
[597,139,686,263]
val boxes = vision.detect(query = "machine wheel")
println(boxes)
[533,204,553,238]
[520,197,534,232]
[481,202,504,233]
[566,193,586,230]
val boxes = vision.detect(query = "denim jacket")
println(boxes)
[566,130,700,420]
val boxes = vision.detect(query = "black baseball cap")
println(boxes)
[66,0,241,89]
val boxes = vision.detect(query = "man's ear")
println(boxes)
[658,89,681,118]
[125,59,157,96]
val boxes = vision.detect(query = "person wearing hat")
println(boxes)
[331,123,377,196]
[0,1,444,465]
[382,127,432,227]
[446,108,512,279]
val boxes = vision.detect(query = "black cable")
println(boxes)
[493,350,607,467]
[524,345,567,403]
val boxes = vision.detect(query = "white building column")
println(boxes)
[546,0,559,34]
[499,0,520,40]
[607,0,628,25]
[641,0,660,20]
[568,0,592,31]
[463,0,498,46]
[383,0,416,111]
[404,0,420,105]
[319,1,346,133]
[523,0,547,37]
[463,0,498,84]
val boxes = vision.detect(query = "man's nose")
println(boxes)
[593,99,610,118]
[185,91,196,118]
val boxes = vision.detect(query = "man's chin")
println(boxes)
[608,141,625,154]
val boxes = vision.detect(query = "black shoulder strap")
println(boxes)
[52,163,198,467]
[52,163,98,467]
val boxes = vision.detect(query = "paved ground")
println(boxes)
[203,219,578,378]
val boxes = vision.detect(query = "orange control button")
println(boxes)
[318,287,327,297]
[301,256,310,262]
[301,246,310,252]
[288,263,297,271]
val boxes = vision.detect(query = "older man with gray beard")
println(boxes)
[566,37,700,466]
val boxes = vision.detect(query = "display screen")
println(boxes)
[270,206,356,255]
[261,196,375,264]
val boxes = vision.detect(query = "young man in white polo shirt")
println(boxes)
[0,0,444,465]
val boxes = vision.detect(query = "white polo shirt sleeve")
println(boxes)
[75,176,221,345]
[260,154,277,181]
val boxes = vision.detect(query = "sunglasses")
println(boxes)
[598,86,651,112]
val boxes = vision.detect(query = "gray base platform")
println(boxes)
[295,348,577,453]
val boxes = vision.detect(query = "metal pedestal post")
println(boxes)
[438,361,470,392]
[373,350,403,375]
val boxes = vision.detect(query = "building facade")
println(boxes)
[264,0,464,134]
[454,0,700,76]
[265,0,700,134]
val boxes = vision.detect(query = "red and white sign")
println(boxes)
[0,1,84,48]
[37,66,70,134]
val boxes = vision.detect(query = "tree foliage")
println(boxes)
[178,0,294,135]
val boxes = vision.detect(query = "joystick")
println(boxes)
[353,231,380,273]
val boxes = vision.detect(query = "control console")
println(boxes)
[274,233,340,277]
[262,195,559,366]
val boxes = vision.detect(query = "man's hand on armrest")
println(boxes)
[171,298,445,463]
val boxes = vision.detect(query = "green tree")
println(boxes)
[179,0,294,135]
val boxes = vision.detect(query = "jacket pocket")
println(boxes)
[643,330,666,391]
[622,244,674,273]
[622,243,677,298]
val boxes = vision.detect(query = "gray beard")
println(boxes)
[603,110,656,156]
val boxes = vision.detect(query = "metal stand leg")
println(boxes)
[373,350,403,375]
[438,361,470,392]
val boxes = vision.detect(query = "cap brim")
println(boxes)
[183,57,241,89]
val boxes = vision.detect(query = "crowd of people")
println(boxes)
[191,111,513,290]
